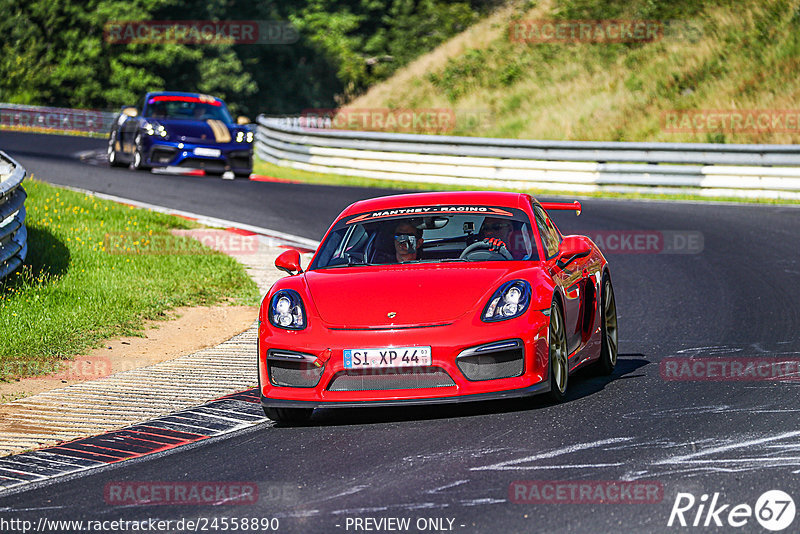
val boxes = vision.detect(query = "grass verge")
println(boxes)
[0,179,259,382]
[0,125,104,138]
[253,157,800,206]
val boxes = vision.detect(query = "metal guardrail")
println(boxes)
[0,151,27,281]
[257,116,800,199]
[0,103,116,135]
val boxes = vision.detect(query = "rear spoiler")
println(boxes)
[540,201,581,216]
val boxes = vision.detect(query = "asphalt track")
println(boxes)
[2,130,800,533]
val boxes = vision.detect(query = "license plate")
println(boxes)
[194,147,221,157]
[343,346,432,369]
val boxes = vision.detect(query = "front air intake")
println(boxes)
[456,339,524,381]
[327,367,455,391]
[267,350,323,388]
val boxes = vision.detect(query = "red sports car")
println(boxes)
[257,191,617,422]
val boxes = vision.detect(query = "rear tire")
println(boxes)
[546,299,569,403]
[263,407,313,424]
[595,274,618,375]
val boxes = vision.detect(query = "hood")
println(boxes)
[304,264,525,328]
[146,118,234,143]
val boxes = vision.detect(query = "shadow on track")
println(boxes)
[272,355,650,428]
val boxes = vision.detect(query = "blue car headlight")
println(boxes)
[269,289,307,330]
[143,121,168,138]
[482,280,531,322]
[236,130,254,143]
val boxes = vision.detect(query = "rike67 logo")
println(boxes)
[668,490,796,531]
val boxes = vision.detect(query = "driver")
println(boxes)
[150,103,166,119]
[393,221,423,262]
[479,217,513,252]
[193,105,208,120]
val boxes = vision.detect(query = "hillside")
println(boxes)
[346,0,800,144]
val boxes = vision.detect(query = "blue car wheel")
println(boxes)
[132,133,151,171]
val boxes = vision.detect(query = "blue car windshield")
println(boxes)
[310,206,540,269]
[145,99,233,123]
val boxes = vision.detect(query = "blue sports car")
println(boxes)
[107,91,254,177]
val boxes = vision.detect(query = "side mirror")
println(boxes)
[237,116,251,125]
[122,106,138,117]
[275,249,303,275]
[556,235,591,269]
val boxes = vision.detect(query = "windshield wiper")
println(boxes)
[319,260,375,269]
[400,258,468,264]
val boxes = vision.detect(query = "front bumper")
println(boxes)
[141,138,253,173]
[262,382,552,409]
[259,312,551,409]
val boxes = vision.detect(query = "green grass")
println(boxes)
[253,157,800,205]
[0,179,259,382]
[0,125,104,138]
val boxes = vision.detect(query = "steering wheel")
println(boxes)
[459,240,513,261]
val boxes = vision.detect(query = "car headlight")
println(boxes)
[482,280,531,322]
[143,122,167,138]
[269,289,306,330]
[236,130,253,143]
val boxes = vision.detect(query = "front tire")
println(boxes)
[595,274,618,375]
[108,131,124,167]
[132,134,150,171]
[546,299,569,403]
[263,407,313,424]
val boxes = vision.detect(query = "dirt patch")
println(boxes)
[0,304,258,402]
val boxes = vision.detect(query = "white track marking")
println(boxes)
[470,437,633,471]
[654,430,800,465]
[56,184,320,249]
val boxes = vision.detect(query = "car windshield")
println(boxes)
[144,97,233,123]
[310,205,539,269]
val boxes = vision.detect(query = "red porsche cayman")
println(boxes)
[257,191,617,422]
